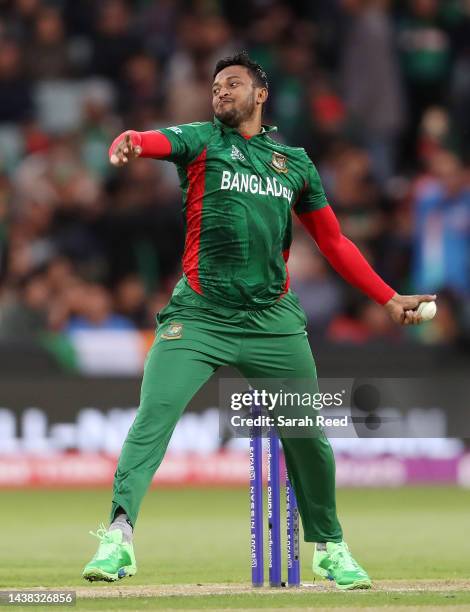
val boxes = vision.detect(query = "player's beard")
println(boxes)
[215,90,256,127]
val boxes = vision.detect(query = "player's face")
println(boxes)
[212,66,261,127]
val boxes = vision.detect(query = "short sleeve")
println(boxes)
[294,157,328,215]
[157,122,209,166]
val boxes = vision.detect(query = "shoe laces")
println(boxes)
[89,523,120,561]
[329,542,361,572]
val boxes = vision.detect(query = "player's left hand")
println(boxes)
[384,293,437,325]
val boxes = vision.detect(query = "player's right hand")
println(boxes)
[109,131,142,167]
[384,293,437,325]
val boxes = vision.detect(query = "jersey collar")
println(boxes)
[213,116,277,137]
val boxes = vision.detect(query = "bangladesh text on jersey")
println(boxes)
[157,118,328,309]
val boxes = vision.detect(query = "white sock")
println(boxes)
[109,513,133,543]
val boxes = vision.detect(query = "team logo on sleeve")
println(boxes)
[271,152,288,173]
[162,322,183,340]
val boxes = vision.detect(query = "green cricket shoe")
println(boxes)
[312,541,371,590]
[82,524,137,582]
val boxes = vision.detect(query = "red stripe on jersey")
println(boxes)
[281,248,290,297]
[279,187,305,300]
[183,148,207,294]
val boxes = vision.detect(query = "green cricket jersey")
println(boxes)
[158,117,328,309]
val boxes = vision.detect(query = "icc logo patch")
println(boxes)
[162,322,183,340]
[271,152,288,173]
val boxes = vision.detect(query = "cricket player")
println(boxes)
[82,52,435,589]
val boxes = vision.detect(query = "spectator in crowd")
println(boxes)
[289,234,342,335]
[412,150,470,296]
[25,6,71,80]
[0,173,12,283]
[133,0,180,61]
[166,53,213,124]
[307,76,347,159]
[449,0,470,161]
[0,0,467,347]
[327,296,397,344]
[118,53,163,120]
[397,0,452,162]
[415,106,457,164]
[0,39,33,123]
[1,0,41,42]
[114,275,150,329]
[320,146,386,251]
[90,0,141,80]
[80,80,120,179]
[0,270,50,339]
[104,157,183,288]
[340,0,405,184]
[409,287,460,345]
[66,283,135,332]
[270,36,315,145]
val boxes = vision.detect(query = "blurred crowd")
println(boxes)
[0,0,469,349]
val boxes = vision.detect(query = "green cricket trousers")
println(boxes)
[111,277,343,543]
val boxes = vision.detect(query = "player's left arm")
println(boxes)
[294,159,436,326]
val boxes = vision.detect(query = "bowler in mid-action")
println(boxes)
[83,52,435,589]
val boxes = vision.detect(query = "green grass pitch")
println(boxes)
[1,486,469,610]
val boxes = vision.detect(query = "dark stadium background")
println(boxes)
[0,0,469,486]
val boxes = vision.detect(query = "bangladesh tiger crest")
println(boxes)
[162,322,183,340]
[271,152,288,173]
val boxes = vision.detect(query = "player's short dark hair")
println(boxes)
[213,52,269,90]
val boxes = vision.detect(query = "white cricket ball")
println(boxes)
[416,301,437,321]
